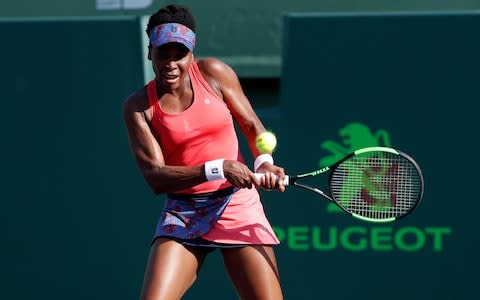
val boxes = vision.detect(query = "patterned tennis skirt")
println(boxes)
[154,186,279,247]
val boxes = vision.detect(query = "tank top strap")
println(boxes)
[189,61,223,101]
[147,80,161,117]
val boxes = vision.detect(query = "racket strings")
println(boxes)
[330,153,422,219]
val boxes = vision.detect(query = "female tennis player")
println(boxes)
[123,4,285,300]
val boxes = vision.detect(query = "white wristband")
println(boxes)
[254,154,274,172]
[204,159,225,181]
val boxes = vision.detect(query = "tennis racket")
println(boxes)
[257,147,424,223]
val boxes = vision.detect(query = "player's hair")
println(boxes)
[146,4,196,35]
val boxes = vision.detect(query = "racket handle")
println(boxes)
[254,173,290,186]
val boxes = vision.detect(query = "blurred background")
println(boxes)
[1,1,479,299]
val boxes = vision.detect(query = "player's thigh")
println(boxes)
[140,238,208,300]
[221,245,283,300]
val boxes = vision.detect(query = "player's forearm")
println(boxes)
[238,120,266,158]
[142,165,206,194]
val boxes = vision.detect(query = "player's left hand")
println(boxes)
[256,163,286,192]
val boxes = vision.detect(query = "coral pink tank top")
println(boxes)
[148,61,242,194]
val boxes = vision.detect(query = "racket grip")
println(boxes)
[254,173,290,186]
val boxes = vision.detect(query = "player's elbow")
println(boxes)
[142,166,168,195]
[151,187,164,195]
[144,176,167,195]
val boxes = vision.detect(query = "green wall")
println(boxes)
[1,18,149,300]
[2,0,480,77]
[273,11,478,299]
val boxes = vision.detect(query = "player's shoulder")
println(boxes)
[196,57,236,80]
[123,85,149,115]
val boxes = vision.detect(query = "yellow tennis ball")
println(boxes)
[256,131,277,153]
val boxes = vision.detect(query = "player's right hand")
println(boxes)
[223,160,260,189]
